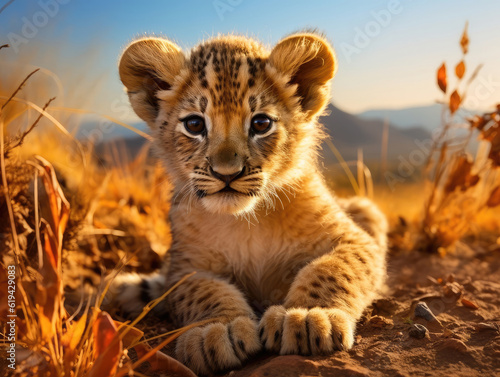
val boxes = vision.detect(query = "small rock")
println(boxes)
[368,315,394,328]
[409,323,428,339]
[436,338,468,353]
[414,301,438,322]
[446,273,455,283]
[443,282,463,301]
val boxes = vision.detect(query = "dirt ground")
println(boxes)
[212,241,500,377]
[59,214,500,377]
[79,233,498,377]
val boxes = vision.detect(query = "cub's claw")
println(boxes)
[259,306,354,356]
[176,316,261,375]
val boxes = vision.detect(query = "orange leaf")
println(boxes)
[134,343,197,376]
[114,320,144,348]
[461,298,479,310]
[460,22,469,55]
[62,312,88,353]
[468,115,488,130]
[487,186,500,207]
[455,60,466,79]
[89,312,122,377]
[437,63,447,93]
[38,306,55,343]
[486,128,500,167]
[449,90,461,114]
[444,154,480,193]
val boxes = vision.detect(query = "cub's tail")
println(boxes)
[104,272,168,318]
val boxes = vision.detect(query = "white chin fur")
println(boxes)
[201,193,258,215]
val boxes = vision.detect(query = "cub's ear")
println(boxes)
[269,32,336,118]
[119,37,185,123]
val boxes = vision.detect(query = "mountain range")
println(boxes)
[357,103,442,131]
[93,103,441,166]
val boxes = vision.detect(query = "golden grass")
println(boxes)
[0,45,198,377]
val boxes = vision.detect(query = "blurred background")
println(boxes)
[1,0,500,177]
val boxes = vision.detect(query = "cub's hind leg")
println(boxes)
[338,196,388,248]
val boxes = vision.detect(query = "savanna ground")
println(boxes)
[1,26,500,377]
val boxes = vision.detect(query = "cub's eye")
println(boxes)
[250,114,273,135]
[183,116,206,135]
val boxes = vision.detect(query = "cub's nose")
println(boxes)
[210,166,246,185]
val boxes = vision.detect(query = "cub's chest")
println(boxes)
[175,212,334,274]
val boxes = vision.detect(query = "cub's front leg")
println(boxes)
[168,270,261,375]
[259,237,386,355]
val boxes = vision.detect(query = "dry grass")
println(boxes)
[0,44,200,377]
[415,24,500,254]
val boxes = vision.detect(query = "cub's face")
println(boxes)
[119,33,336,215]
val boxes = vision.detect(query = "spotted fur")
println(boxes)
[110,32,388,375]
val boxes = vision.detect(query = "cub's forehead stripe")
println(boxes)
[199,96,208,113]
[249,95,257,113]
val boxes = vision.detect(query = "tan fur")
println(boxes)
[116,31,388,375]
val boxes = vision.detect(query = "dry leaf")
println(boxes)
[449,90,461,114]
[62,312,88,360]
[460,23,469,54]
[468,115,488,130]
[89,312,123,377]
[461,298,479,310]
[455,60,465,79]
[444,154,480,193]
[437,63,447,93]
[115,320,144,348]
[486,128,500,167]
[134,344,197,376]
[487,186,500,207]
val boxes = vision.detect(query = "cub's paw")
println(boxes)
[175,316,261,375]
[258,306,355,355]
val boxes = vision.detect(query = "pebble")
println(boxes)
[368,315,394,328]
[443,282,463,301]
[414,302,438,322]
[409,323,428,339]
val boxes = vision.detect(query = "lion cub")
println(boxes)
[112,31,388,375]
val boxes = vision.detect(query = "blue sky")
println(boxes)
[1,0,500,126]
